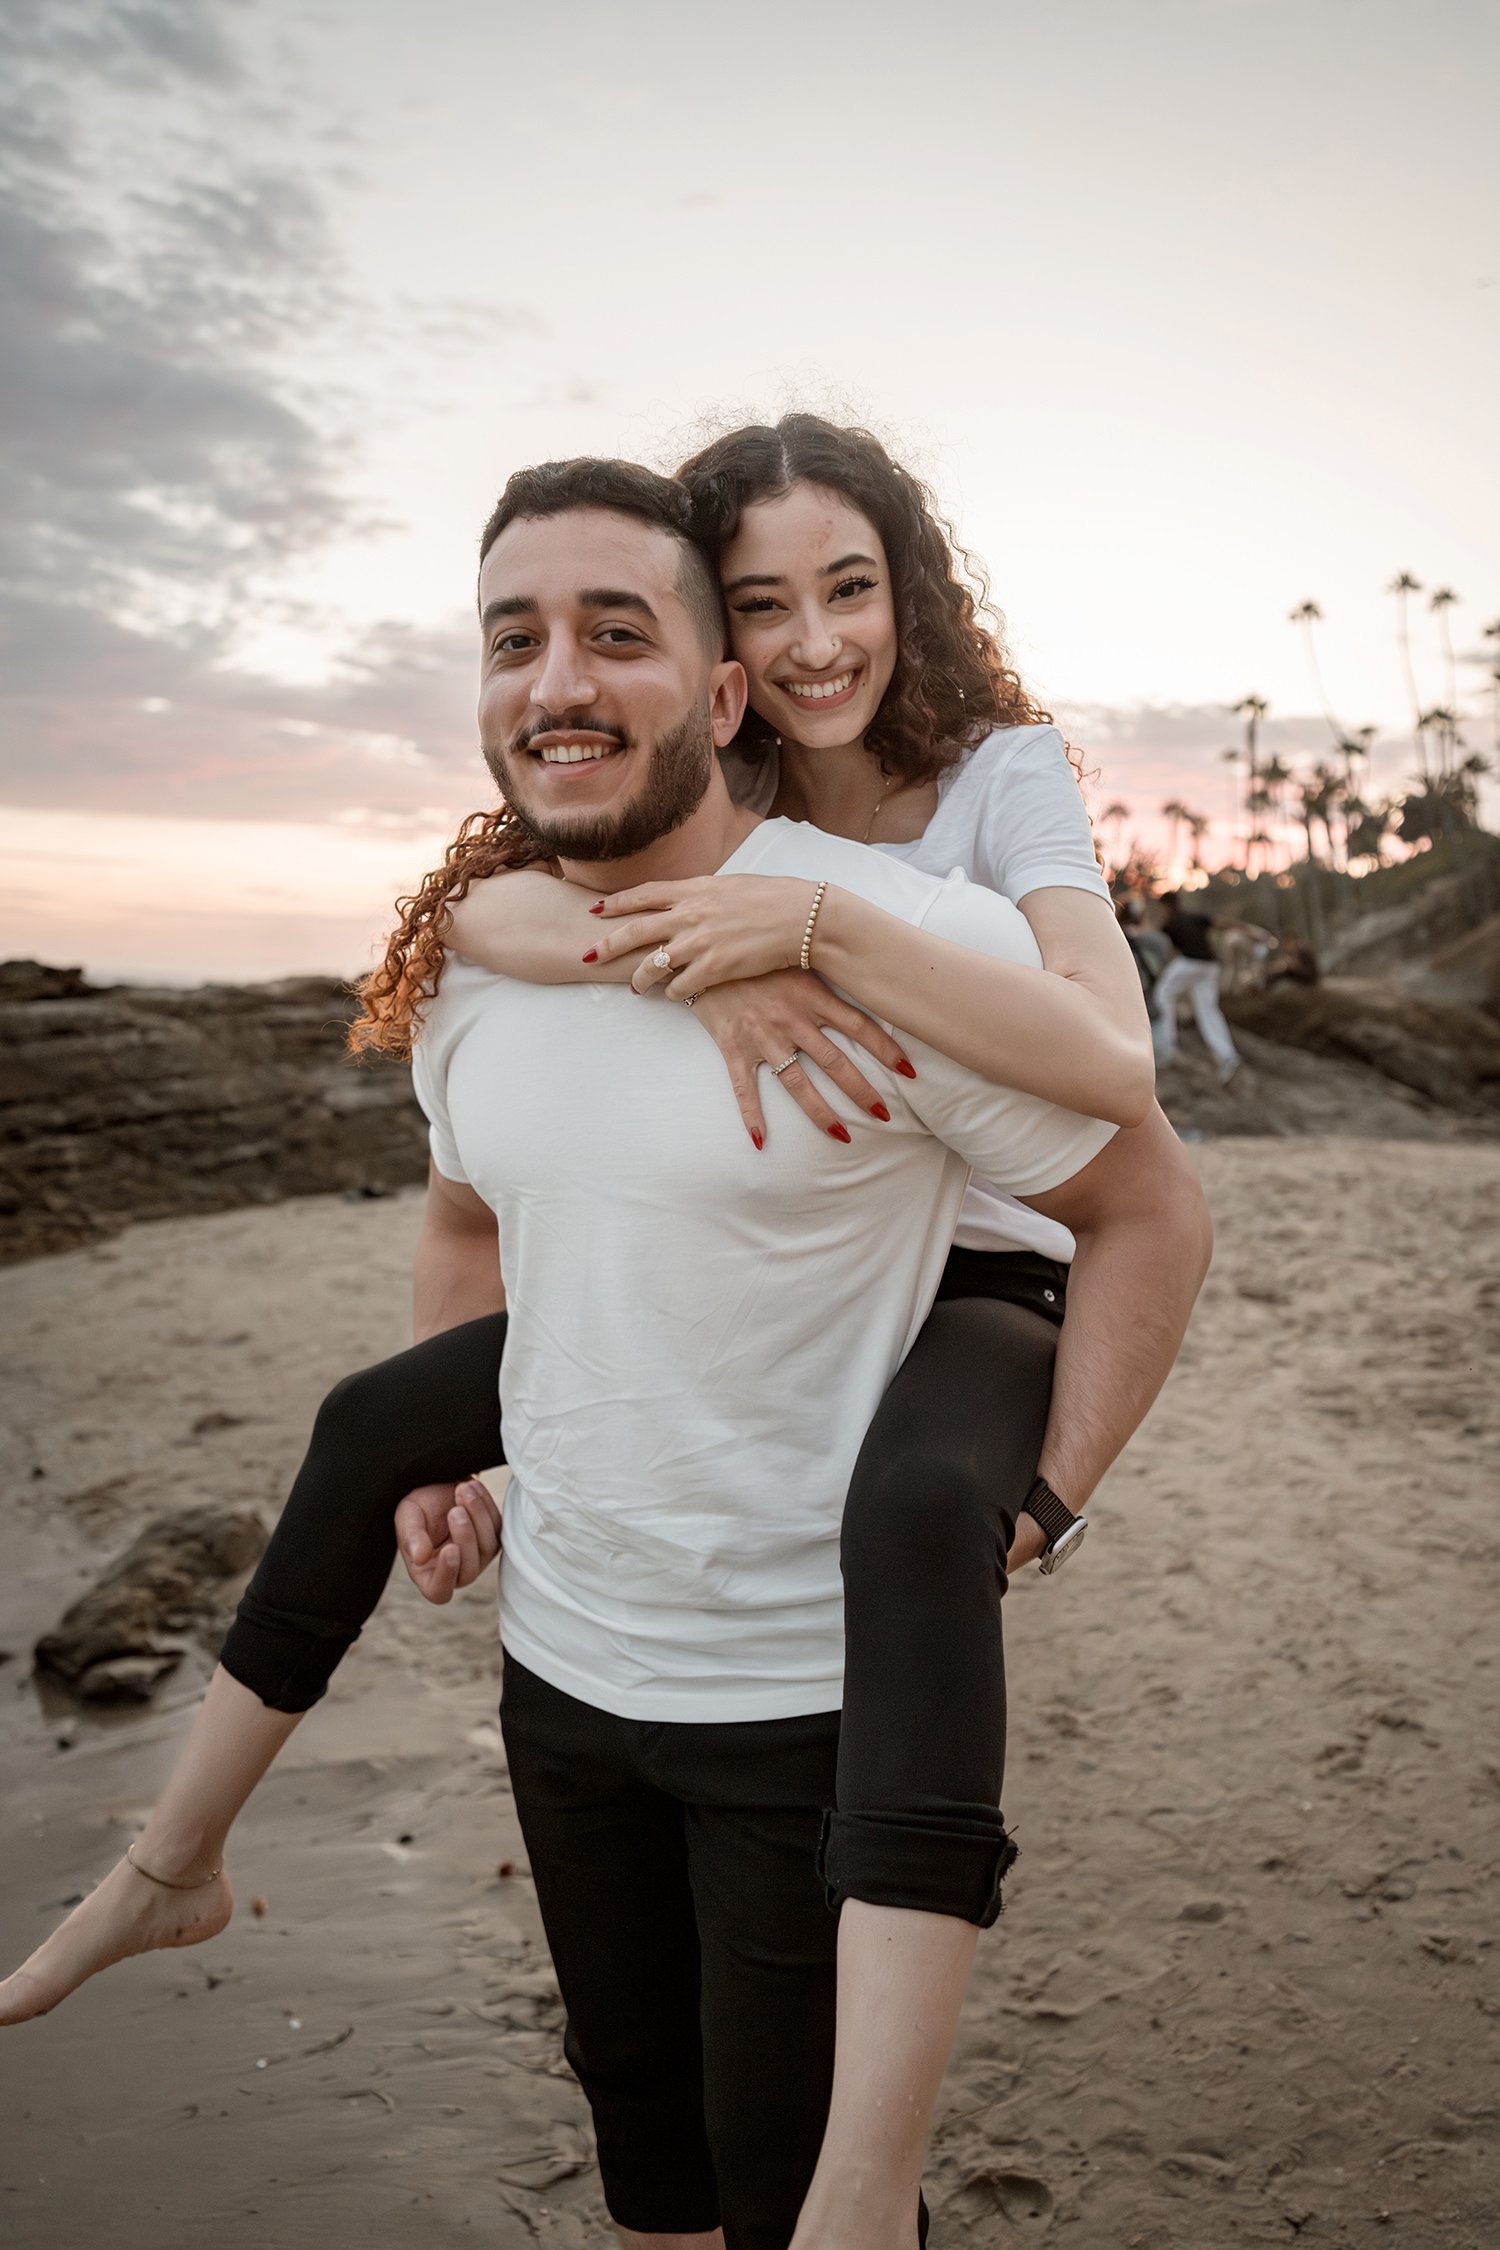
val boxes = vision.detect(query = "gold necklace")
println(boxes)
[862,774,902,843]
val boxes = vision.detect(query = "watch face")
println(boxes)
[1037,1518,1088,1576]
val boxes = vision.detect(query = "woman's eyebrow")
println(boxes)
[723,552,879,596]
[722,571,782,594]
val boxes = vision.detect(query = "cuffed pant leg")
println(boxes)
[835,1295,1055,1927]
[499,1659,721,2238]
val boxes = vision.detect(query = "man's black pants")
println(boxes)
[500,1655,843,2250]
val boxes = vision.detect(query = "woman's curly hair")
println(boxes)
[347,805,551,1059]
[678,412,1056,784]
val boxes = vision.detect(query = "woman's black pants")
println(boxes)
[222,1247,1063,1923]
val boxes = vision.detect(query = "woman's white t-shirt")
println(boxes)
[721,724,1110,1262]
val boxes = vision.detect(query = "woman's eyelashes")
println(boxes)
[730,576,879,621]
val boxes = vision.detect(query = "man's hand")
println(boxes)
[1004,1510,1049,1577]
[396,1478,502,1605]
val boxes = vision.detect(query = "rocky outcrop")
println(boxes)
[6,950,1499,1273]
[1321,843,1500,985]
[33,1505,268,1701]
[1224,978,1500,1119]
[0,960,429,1266]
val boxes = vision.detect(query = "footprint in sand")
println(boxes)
[946,2168,1055,2230]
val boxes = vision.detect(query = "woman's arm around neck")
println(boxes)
[810,881,1156,1128]
[445,867,644,986]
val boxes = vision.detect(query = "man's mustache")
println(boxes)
[512,712,632,755]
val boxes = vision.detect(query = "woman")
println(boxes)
[3,418,1205,2248]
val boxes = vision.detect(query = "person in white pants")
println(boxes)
[1153,891,1241,1084]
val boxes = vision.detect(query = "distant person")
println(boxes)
[1117,893,1169,1006]
[1265,934,1320,988]
[1154,889,1242,1085]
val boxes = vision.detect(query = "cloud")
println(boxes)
[0,0,535,836]
[0,4,350,643]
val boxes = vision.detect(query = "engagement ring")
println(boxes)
[652,946,672,972]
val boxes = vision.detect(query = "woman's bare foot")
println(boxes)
[0,1854,232,2025]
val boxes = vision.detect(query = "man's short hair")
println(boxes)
[478,458,725,658]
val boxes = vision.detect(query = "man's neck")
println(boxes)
[559,770,763,895]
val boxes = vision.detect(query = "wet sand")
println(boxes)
[1,1140,1497,2249]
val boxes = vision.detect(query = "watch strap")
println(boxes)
[1022,1474,1077,1550]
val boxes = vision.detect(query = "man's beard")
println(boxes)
[486,706,716,863]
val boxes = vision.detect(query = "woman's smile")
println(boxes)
[776,666,863,711]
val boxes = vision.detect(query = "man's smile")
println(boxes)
[523,729,631,770]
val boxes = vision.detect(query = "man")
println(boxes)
[1153,888,1243,1084]
[401,459,1205,2250]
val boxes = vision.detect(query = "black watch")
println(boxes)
[1022,1475,1088,1575]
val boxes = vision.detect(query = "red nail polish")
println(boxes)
[895,1058,917,1079]
[581,948,598,963]
[589,901,605,914]
[827,1122,852,1143]
[869,1101,891,1122]
[751,1130,764,1150]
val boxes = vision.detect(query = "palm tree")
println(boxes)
[1345,799,1392,867]
[1160,798,1191,874]
[1419,705,1460,782]
[1185,810,1211,869]
[1219,746,1246,864]
[1294,776,1322,866]
[1100,800,1132,868]
[1388,573,1427,779]
[1289,599,1344,744]
[1260,755,1294,868]
[1307,765,1343,864]
[1340,723,1376,799]
[1234,695,1268,865]
[1429,589,1461,758]
[1484,621,1500,750]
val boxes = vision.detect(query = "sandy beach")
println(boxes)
[2,1138,1497,2250]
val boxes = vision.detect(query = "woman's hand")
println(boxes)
[685,968,915,1147]
[583,875,823,999]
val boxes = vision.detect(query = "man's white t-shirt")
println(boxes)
[414,817,1114,1723]
[721,724,1111,1263]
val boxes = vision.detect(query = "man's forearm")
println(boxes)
[1037,1192,1212,1507]
[411,1226,505,1343]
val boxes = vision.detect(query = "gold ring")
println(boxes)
[651,946,672,972]
[770,1052,799,1077]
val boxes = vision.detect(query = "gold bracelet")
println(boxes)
[125,1841,223,1890]
[799,880,829,973]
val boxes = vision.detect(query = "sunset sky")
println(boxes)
[2,0,1497,983]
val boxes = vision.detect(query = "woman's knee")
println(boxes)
[307,1351,419,1473]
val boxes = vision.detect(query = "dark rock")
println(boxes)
[1226,978,1500,1116]
[76,1651,189,1703]
[34,1504,269,1700]
[0,964,429,1265]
